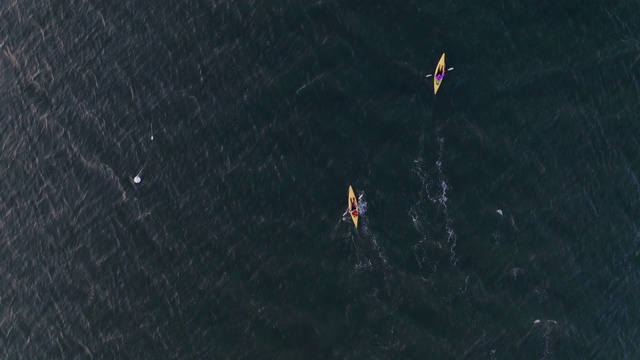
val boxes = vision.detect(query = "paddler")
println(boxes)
[350,197,358,216]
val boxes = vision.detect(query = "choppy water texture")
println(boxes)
[1,1,640,358]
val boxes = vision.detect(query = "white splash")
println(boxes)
[357,193,367,215]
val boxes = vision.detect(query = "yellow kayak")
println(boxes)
[348,185,359,228]
[433,53,446,94]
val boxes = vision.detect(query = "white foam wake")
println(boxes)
[435,136,458,265]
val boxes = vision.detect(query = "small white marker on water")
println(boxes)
[496,209,503,216]
[133,170,142,184]
[534,319,541,324]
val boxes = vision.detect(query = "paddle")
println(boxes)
[425,67,454,78]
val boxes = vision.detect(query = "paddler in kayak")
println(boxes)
[435,67,445,82]
[350,197,358,217]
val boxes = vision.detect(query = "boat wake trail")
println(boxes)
[413,133,438,206]
[347,232,373,272]
[358,194,389,268]
[360,213,400,302]
[362,225,388,268]
[338,192,377,272]
[541,320,559,360]
[435,136,458,266]
[515,319,560,360]
[411,133,440,278]
[411,132,467,291]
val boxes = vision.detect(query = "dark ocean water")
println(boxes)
[1,1,640,358]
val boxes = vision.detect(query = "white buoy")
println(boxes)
[134,175,141,184]
[534,319,541,324]
[150,135,154,140]
[496,209,503,216]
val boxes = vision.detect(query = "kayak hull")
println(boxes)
[433,53,446,94]
[348,185,359,228]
